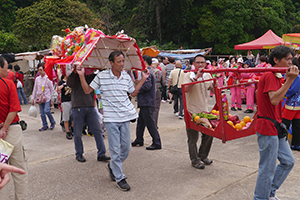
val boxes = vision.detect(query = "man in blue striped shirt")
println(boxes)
[77,51,149,191]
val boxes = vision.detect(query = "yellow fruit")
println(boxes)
[194,116,200,122]
[235,123,243,131]
[211,110,217,113]
[216,111,219,115]
[227,120,234,127]
[244,116,251,123]
[240,121,246,127]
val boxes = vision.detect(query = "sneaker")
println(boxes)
[291,145,300,151]
[76,155,86,162]
[201,158,213,165]
[161,100,166,103]
[117,179,131,191]
[107,163,115,181]
[87,132,94,137]
[50,122,56,130]
[237,108,242,111]
[66,132,73,140]
[178,115,184,119]
[169,101,172,104]
[39,126,48,131]
[231,107,237,111]
[82,129,87,135]
[269,196,280,200]
[174,112,179,116]
[191,161,205,169]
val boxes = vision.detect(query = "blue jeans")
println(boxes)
[39,101,55,127]
[72,107,106,157]
[17,88,28,105]
[253,132,295,200]
[105,122,131,182]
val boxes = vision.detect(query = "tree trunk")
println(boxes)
[156,4,162,44]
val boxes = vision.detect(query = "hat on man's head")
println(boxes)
[217,58,225,63]
[152,58,159,64]
[237,57,244,63]
[243,60,254,67]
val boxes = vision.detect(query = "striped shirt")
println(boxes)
[89,69,138,122]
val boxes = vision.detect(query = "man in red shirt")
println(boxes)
[0,56,28,199]
[6,64,15,82]
[254,46,299,200]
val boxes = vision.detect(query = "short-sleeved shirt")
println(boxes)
[0,78,21,124]
[169,68,184,88]
[59,80,71,102]
[256,72,282,136]
[89,69,137,122]
[151,66,166,90]
[6,70,15,82]
[183,72,213,114]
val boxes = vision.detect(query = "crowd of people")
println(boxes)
[1,45,300,199]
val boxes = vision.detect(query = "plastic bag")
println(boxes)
[28,105,38,118]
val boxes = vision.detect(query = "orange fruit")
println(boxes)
[235,123,243,131]
[227,121,234,127]
[216,111,219,115]
[240,121,246,127]
[194,116,200,122]
[211,110,217,113]
[244,116,251,123]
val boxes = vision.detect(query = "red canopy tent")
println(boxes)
[234,29,285,50]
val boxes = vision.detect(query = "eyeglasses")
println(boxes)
[194,61,206,64]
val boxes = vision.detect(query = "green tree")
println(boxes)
[13,0,104,51]
[0,31,20,54]
[0,0,18,32]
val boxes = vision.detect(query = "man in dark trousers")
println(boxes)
[132,55,162,150]
[67,68,110,163]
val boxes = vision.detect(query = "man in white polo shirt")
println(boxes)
[77,51,149,191]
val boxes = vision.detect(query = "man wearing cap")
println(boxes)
[151,58,166,128]
[160,57,168,102]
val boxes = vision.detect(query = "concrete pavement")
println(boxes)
[4,93,300,200]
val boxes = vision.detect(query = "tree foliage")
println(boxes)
[13,0,104,51]
[1,0,300,54]
[0,31,20,54]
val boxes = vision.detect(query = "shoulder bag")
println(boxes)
[170,69,181,95]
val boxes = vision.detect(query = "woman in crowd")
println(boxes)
[240,60,256,113]
[14,65,28,105]
[31,63,56,131]
[282,57,300,151]
[228,57,242,111]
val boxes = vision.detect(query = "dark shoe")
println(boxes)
[146,144,162,150]
[191,161,205,169]
[50,122,56,130]
[291,145,300,151]
[76,155,86,162]
[117,179,131,191]
[169,101,172,104]
[97,155,111,162]
[231,107,237,111]
[87,132,94,137]
[66,132,73,140]
[244,109,253,113]
[237,108,242,111]
[201,158,213,165]
[107,163,115,181]
[131,141,144,147]
[39,126,48,131]
[82,129,87,135]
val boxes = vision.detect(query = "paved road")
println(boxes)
[4,91,300,200]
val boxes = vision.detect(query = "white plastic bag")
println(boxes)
[28,105,38,118]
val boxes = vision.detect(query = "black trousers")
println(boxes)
[135,106,161,147]
[282,118,300,146]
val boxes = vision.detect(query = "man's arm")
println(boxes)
[269,66,299,106]
[131,70,150,97]
[75,67,94,94]
[0,111,17,140]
